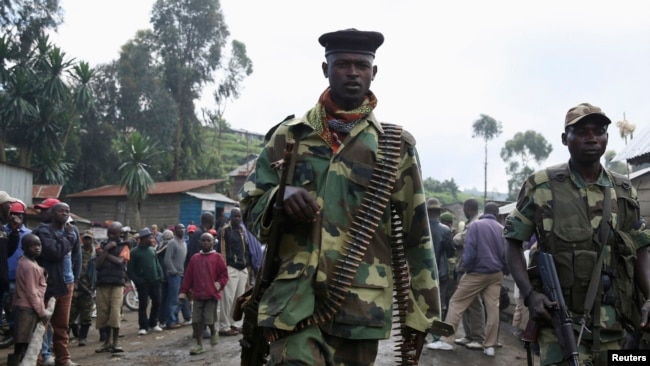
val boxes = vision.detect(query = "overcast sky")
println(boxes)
[49,0,650,194]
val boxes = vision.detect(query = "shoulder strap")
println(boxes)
[583,185,611,313]
[546,163,570,182]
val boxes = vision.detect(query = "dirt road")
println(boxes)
[0,307,528,366]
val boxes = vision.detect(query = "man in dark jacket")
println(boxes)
[426,199,455,318]
[95,222,130,353]
[32,202,81,366]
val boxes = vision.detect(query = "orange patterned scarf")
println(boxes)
[306,88,378,152]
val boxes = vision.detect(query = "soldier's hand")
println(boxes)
[283,186,321,223]
[640,299,650,329]
[527,291,555,324]
[105,241,117,250]
[39,315,50,325]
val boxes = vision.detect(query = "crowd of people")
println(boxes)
[2,27,650,366]
[0,196,263,365]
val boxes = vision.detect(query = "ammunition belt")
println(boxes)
[390,207,418,365]
[267,123,404,345]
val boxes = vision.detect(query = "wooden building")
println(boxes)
[65,179,237,231]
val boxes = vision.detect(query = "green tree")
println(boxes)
[0,33,95,183]
[151,0,252,180]
[113,31,177,180]
[65,63,123,194]
[423,177,460,203]
[117,131,160,229]
[472,114,502,204]
[500,130,553,200]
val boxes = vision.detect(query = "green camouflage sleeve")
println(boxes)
[239,126,289,241]
[503,171,547,242]
[627,186,650,248]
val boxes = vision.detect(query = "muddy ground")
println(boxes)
[0,304,528,366]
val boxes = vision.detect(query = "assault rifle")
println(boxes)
[237,139,295,366]
[522,252,579,366]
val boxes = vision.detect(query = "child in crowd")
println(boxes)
[179,233,228,355]
[11,234,49,364]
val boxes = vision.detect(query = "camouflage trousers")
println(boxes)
[69,290,95,326]
[537,325,624,366]
[268,324,379,366]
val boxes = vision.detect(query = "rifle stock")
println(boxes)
[537,252,580,366]
[238,139,295,366]
[521,318,538,366]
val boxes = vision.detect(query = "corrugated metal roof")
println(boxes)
[629,166,650,180]
[66,179,224,198]
[32,185,62,199]
[499,201,517,215]
[612,127,650,163]
[228,156,257,177]
[184,191,237,204]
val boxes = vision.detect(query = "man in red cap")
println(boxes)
[33,202,81,366]
[1,200,32,348]
[33,198,61,224]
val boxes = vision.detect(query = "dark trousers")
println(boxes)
[135,282,161,330]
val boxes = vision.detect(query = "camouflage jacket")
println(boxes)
[504,162,650,329]
[240,111,440,340]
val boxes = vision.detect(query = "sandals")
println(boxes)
[218,329,238,336]
[190,345,205,355]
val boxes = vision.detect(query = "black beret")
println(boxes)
[318,28,384,57]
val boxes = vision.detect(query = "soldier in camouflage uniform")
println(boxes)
[69,230,96,346]
[504,102,650,366]
[240,28,440,365]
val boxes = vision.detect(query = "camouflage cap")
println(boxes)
[440,212,454,224]
[564,102,611,128]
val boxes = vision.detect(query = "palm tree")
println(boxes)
[0,34,95,184]
[615,114,636,178]
[472,114,503,204]
[117,131,160,229]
